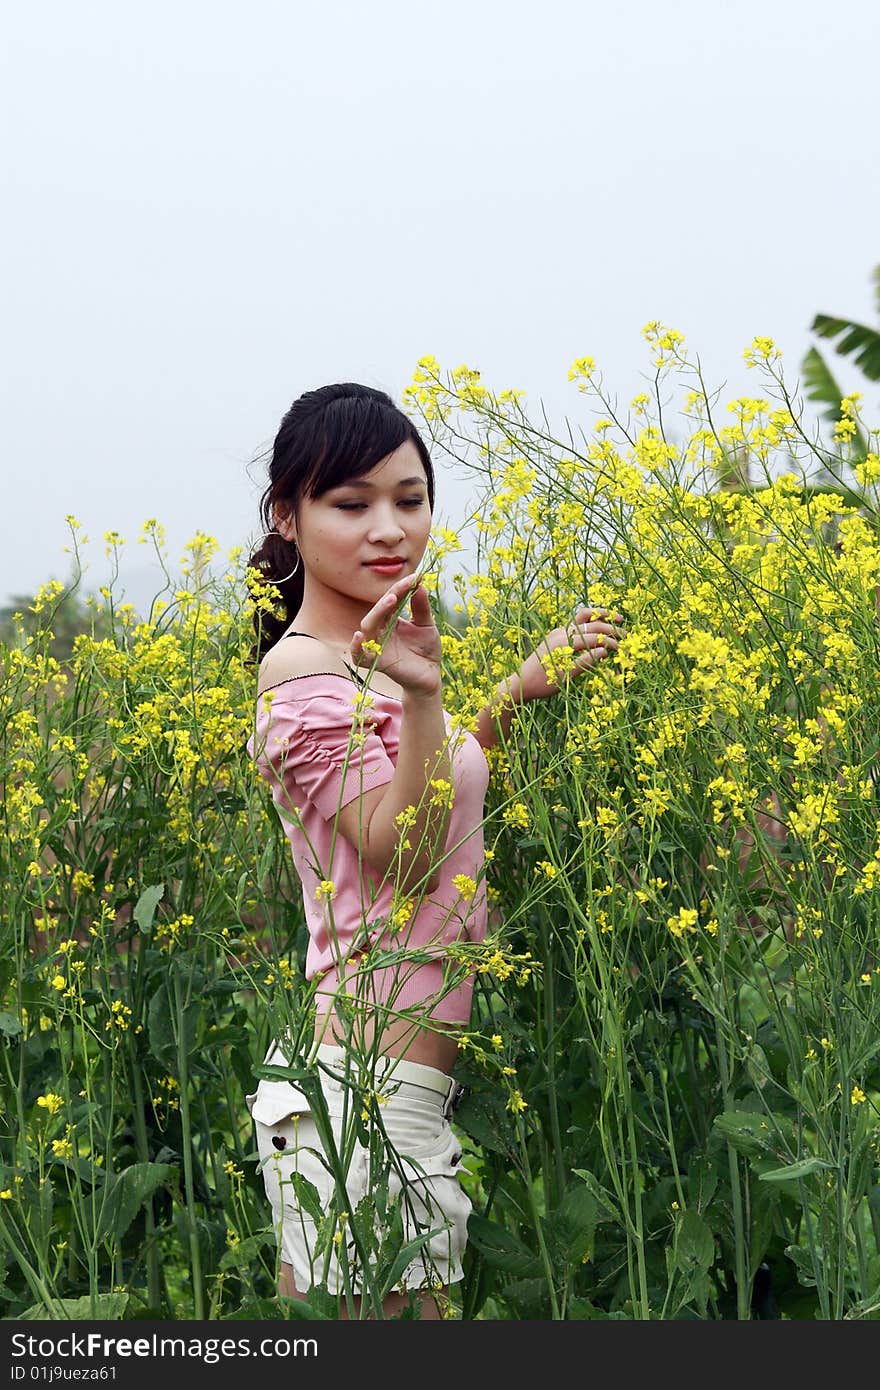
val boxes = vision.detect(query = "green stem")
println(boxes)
[619,1051,650,1318]
[130,1058,162,1310]
[174,972,205,1319]
[517,1118,560,1319]
[542,923,568,1206]
[713,1006,749,1319]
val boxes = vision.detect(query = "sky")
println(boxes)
[3,0,878,619]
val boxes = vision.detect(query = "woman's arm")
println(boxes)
[357,686,453,895]
[472,674,524,752]
[471,607,626,751]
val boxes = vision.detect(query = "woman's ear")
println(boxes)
[273,505,297,545]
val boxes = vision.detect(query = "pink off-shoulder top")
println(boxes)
[245,653,490,1026]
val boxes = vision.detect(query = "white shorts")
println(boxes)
[247,1043,473,1297]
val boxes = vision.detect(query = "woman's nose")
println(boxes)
[368,509,406,542]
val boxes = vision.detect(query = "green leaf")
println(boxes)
[378,1224,450,1298]
[545,1184,598,1265]
[502,1278,550,1318]
[0,1011,22,1037]
[286,1170,325,1227]
[226,1295,330,1321]
[800,346,846,423]
[133,883,165,935]
[218,1230,276,1271]
[758,1156,837,1184]
[811,314,880,381]
[673,1210,715,1274]
[466,1213,541,1277]
[16,1292,129,1320]
[712,1109,794,1158]
[686,1155,718,1214]
[95,1162,175,1245]
[274,1293,334,1320]
[572,1168,621,1222]
[785,1243,818,1289]
[134,878,164,934]
[454,1091,513,1156]
[745,1042,773,1091]
[147,983,196,1067]
[869,1185,880,1251]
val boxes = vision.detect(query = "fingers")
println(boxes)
[573,633,618,660]
[575,605,625,628]
[352,572,428,656]
[568,621,624,647]
[568,617,625,668]
[366,573,421,620]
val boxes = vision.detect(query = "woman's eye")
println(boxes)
[336,500,423,511]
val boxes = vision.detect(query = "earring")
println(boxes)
[260,529,301,584]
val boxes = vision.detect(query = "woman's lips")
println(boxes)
[365,560,405,572]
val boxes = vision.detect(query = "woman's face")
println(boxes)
[279,439,433,623]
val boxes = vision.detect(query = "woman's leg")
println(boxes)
[278,1261,445,1319]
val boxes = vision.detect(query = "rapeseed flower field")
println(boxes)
[2,328,879,1319]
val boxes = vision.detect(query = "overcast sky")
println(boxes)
[3,0,878,619]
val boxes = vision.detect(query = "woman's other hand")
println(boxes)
[518,606,626,701]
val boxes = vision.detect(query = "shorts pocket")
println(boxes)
[248,1078,312,1127]
[394,1118,474,1178]
[384,1128,473,1287]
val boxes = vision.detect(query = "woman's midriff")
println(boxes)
[313,1005,463,1075]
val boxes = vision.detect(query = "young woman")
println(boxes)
[244,382,623,1319]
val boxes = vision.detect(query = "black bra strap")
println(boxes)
[280,630,366,689]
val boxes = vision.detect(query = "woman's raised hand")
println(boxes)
[518,606,626,701]
[350,573,444,699]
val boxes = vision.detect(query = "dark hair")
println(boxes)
[246,383,435,665]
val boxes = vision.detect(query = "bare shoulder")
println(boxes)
[256,635,351,699]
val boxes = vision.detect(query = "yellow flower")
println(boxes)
[429,777,455,809]
[315,880,336,902]
[667,908,699,938]
[391,899,415,932]
[51,1138,74,1160]
[506,1090,528,1115]
[104,1000,133,1031]
[490,1034,503,1050]
[535,861,557,879]
[853,452,880,487]
[50,975,66,991]
[0,1190,12,1200]
[36,1093,64,1115]
[568,355,597,385]
[851,1086,867,1106]
[502,802,530,830]
[452,874,477,901]
[743,336,780,367]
